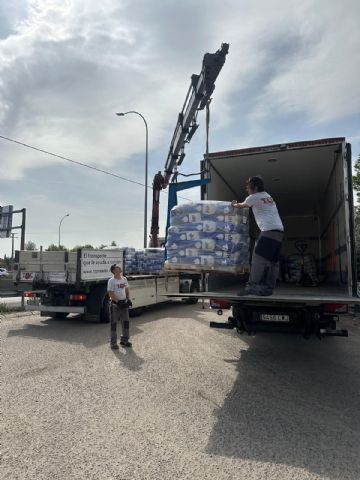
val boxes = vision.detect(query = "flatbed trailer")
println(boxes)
[14,248,193,321]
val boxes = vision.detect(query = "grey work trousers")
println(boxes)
[247,230,284,295]
[110,303,130,345]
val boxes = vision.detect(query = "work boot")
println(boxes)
[120,341,132,348]
[110,344,119,350]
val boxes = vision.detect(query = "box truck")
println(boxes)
[166,137,360,337]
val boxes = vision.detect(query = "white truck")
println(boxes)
[167,137,360,337]
[14,248,196,321]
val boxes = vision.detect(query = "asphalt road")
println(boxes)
[2,304,360,480]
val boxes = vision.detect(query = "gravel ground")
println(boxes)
[2,303,360,480]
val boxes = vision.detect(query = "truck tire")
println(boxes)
[85,285,108,322]
[185,281,199,304]
[129,307,144,317]
[100,294,111,323]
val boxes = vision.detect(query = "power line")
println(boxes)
[0,134,194,201]
[0,135,146,188]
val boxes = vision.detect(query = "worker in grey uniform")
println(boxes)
[232,176,284,296]
[107,264,132,349]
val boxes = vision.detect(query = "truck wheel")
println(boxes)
[185,282,199,304]
[86,285,107,323]
[100,295,111,323]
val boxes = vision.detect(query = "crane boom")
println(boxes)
[162,42,229,188]
[150,43,229,247]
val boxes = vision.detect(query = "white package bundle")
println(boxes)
[143,248,165,274]
[165,201,250,273]
[134,248,165,274]
[286,254,318,284]
[124,247,137,274]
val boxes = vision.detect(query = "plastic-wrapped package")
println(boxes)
[165,201,250,273]
[130,248,165,274]
[124,247,137,274]
[135,250,146,273]
[286,254,318,284]
[143,248,165,274]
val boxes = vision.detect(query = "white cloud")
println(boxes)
[1,0,359,256]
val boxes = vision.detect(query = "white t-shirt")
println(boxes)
[245,192,284,232]
[107,275,129,301]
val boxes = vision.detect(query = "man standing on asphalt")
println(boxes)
[232,176,284,296]
[107,264,132,349]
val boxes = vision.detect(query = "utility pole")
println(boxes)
[11,233,18,271]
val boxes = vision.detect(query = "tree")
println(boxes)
[25,241,37,250]
[70,244,94,252]
[352,154,360,252]
[110,241,117,246]
[46,244,67,251]
[98,244,107,249]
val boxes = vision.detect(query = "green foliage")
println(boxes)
[25,241,37,250]
[0,303,10,314]
[70,244,94,252]
[46,244,67,251]
[0,255,11,269]
[352,154,360,252]
[110,241,117,246]
[353,155,360,200]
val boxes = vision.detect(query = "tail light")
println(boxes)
[69,294,87,301]
[322,303,348,314]
[23,291,36,298]
[210,298,231,310]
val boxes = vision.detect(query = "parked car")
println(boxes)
[0,268,9,277]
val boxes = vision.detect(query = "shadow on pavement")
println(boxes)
[6,301,206,349]
[206,331,360,480]
[111,347,145,372]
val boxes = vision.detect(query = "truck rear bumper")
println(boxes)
[25,305,86,313]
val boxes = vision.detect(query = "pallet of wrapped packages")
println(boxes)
[164,201,250,274]
[143,248,165,274]
[124,247,137,274]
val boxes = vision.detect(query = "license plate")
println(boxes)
[260,314,290,322]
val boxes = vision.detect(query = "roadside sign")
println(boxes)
[0,205,13,238]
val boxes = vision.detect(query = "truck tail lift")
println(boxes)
[150,43,229,247]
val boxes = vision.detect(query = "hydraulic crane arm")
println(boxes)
[150,43,229,247]
[162,42,229,188]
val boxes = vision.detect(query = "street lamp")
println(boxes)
[58,214,69,247]
[116,111,148,248]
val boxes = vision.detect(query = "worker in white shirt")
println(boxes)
[107,264,132,349]
[232,176,284,296]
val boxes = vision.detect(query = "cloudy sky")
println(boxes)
[1,0,359,257]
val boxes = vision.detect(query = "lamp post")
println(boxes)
[58,214,69,248]
[116,111,148,248]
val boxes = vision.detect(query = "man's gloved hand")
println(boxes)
[126,298,133,308]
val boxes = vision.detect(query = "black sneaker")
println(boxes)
[110,344,119,350]
[120,341,132,348]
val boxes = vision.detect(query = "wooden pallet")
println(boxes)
[163,263,250,275]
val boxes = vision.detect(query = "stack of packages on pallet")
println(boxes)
[143,248,165,274]
[124,247,137,274]
[165,201,250,273]
[135,250,145,273]
[287,254,318,284]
